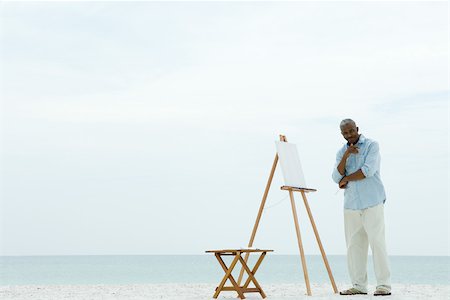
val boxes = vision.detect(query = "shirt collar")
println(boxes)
[356,134,366,145]
[347,134,366,146]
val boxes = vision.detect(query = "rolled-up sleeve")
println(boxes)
[332,149,345,183]
[361,141,381,178]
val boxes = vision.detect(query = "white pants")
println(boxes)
[344,203,391,292]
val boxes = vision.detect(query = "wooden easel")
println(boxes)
[237,135,338,296]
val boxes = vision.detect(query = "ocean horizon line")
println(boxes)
[1,254,449,257]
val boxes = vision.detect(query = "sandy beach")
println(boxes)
[1,283,449,300]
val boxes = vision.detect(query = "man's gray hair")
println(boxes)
[340,119,356,128]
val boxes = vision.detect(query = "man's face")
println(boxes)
[340,123,359,145]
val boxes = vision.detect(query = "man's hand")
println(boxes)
[339,177,348,189]
[345,144,359,156]
[337,144,359,177]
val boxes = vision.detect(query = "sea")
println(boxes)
[1,255,448,286]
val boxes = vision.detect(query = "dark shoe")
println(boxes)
[374,288,391,296]
[339,288,367,295]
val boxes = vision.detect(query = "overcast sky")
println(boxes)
[0,1,448,256]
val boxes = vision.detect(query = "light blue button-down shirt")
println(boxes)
[332,134,386,210]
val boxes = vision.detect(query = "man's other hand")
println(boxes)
[339,178,348,189]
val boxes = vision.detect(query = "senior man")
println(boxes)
[332,119,391,296]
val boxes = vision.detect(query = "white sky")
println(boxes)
[0,1,448,256]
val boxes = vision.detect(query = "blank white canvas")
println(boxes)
[275,141,307,188]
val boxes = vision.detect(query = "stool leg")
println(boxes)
[214,253,246,299]
[289,190,312,296]
[238,255,266,298]
[242,252,266,288]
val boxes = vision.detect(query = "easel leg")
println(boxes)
[289,190,312,296]
[300,191,338,293]
[238,153,279,285]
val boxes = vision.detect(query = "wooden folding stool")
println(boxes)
[206,249,273,299]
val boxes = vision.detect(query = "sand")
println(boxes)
[1,283,449,300]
